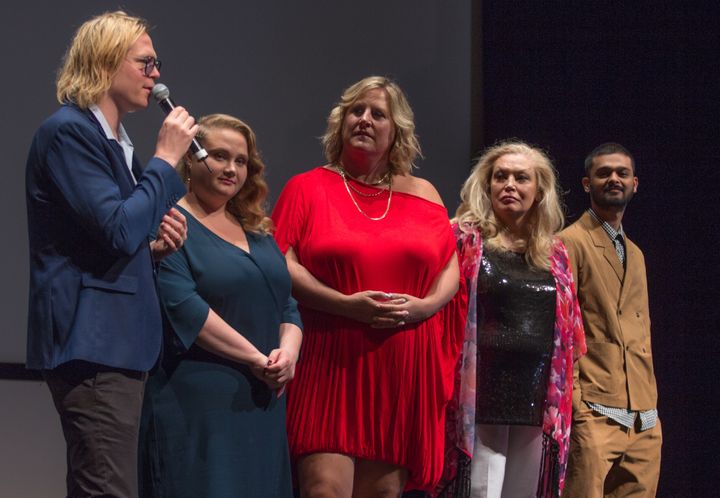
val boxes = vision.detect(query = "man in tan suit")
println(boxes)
[559,143,661,497]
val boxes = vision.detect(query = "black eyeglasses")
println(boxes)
[132,56,162,77]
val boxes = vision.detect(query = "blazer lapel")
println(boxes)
[108,141,137,191]
[618,239,639,307]
[584,213,625,283]
[83,108,136,194]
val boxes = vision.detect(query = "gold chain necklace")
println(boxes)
[337,167,393,221]
[361,170,392,186]
[345,178,388,197]
[336,163,391,184]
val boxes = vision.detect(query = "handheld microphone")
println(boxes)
[151,84,211,170]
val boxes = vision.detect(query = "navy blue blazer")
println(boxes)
[25,104,187,371]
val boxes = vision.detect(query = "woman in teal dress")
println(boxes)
[139,114,303,498]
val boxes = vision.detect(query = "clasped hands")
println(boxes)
[345,290,430,329]
[251,348,297,398]
[150,207,188,261]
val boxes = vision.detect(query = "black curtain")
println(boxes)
[480,2,720,496]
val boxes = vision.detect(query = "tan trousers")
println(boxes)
[562,403,662,498]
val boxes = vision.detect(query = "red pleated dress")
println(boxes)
[272,167,466,491]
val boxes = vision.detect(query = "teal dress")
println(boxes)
[139,206,301,498]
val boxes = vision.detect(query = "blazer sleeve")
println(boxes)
[44,118,185,256]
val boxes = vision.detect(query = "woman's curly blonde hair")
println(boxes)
[455,140,565,270]
[178,114,272,234]
[322,76,422,175]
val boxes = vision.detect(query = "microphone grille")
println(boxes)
[151,84,170,102]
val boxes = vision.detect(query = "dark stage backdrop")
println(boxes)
[480,2,720,496]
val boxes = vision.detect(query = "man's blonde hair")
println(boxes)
[56,11,149,108]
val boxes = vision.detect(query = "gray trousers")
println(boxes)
[45,360,147,498]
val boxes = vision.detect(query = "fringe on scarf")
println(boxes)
[536,432,560,498]
[436,452,471,498]
[436,433,560,498]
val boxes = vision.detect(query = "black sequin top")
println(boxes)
[475,245,556,426]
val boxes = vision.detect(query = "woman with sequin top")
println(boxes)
[439,141,586,498]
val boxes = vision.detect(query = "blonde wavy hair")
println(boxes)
[56,11,149,108]
[322,76,422,175]
[455,140,564,270]
[178,114,272,234]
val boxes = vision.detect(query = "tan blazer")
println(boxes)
[559,212,658,411]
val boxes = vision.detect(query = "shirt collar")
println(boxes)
[588,208,624,241]
[88,104,134,149]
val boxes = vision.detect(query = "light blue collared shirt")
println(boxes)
[89,105,136,183]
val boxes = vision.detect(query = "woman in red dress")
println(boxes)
[272,76,466,497]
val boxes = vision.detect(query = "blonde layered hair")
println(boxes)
[178,114,272,234]
[322,76,422,175]
[56,11,149,108]
[455,141,564,270]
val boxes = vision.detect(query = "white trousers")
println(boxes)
[469,424,544,498]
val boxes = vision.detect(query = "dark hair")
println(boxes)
[584,142,634,175]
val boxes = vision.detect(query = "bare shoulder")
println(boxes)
[393,174,444,206]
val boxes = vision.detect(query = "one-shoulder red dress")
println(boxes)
[272,167,465,491]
